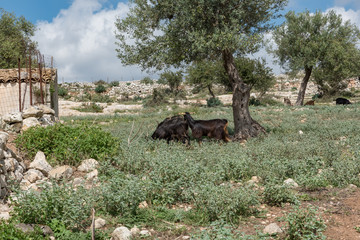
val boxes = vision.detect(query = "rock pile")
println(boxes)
[0,131,26,199]
[0,105,56,133]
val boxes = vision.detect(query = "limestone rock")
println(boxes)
[284,178,299,188]
[77,158,99,172]
[72,177,85,187]
[15,223,34,233]
[37,105,55,115]
[111,226,132,240]
[38,114,55,127]
[130,226,140,236]
[263,223,282,235]
[0,212,10,220]
[94,218,106,229]
[23,169,44,183]
[22,117,40,131]
[2,112,22,124]
[139,230,151,236]
[29,151,52,176]
[0,131,9,148]
[49,165,73,179]
[22,106,43,119]
[86,169,98,181]
[4,158,19,172]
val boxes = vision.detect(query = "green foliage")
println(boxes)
[192,184,259,222]
[191,220,251,240]
[263,184,298,206]
[140,76,154,85]
[94,80,107,85]
[15,123,119,166]
[271,10,360,97]
[0,9,37,68]
[74,102,104,113]
[0,220,45,240]
[12,182,96,230]
[283,206,326,240]
[143,88,169,107]
[58,86,69,97]
[158,70,183,93]
[115,0,286,70]
[187,58,276,96]
[100,175,146,216]
[90,93,113,103]
[95,84,106,94]
[49,219,108,240]
[109,81,119,87]
[206,97,223,107]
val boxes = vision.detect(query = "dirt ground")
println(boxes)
[235,187,360,239]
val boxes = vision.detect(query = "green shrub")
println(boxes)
[91,93,113,103]
[206,97,222,107]
[144,88,168,107]
[94,80,107,85]
[0,220,45,240]
[263,184,298,206]
[15,123,119,166]
[283,206,326,240]
[140,76,154,85]
[191,220,249,240]
[74,103,104,113]
[249,97,261,106]
[95,84,106,93]
[12,182,96,230]
[58,86,69,97]
[192,184,259,222]
[109,81,119,87]
[49,219,108,240]
[101,176,146,216]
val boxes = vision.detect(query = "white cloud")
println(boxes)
[326,7,360,26]
[34,0,151,82]
[334,0,360,10]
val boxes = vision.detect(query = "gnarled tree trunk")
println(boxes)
[295,66,313,106]
[222,50,265,140]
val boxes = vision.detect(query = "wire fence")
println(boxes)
[0,53,58,117]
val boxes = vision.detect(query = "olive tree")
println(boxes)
[187,57,275,98]
[115,0,287,140]
[0,9,37,68]
[270,10,360,104]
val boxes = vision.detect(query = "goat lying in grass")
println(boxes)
[184,112,231,144]
[151,115,190,144]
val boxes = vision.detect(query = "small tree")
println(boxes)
[313,41,360,96]
[158,70,183,93]
[95,84,106,93]
[0,9,37,68]
[186,60,224,98]
[270,10,360,105]
[140,76,154,85]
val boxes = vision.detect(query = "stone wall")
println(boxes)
[0,132,26,199]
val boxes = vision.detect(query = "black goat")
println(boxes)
[151,115,190,144]
[184,112,231,144]
[335,97,352,105]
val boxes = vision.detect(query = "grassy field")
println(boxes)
[9,103,360,239]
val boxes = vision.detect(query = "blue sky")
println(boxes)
[1,0,360,82]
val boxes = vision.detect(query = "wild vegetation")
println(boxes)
[8,103,360,239]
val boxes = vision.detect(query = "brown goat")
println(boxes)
[304,100,315,106]
[184,112,231,144]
